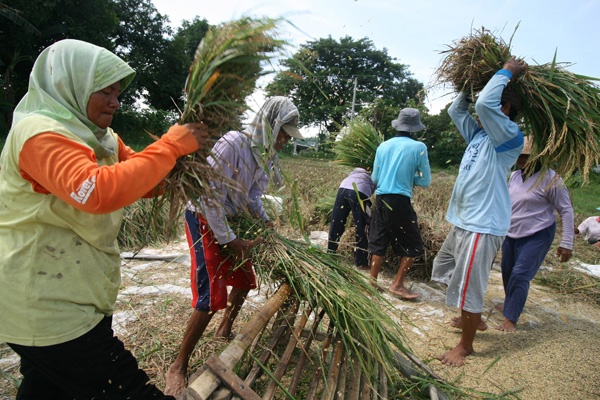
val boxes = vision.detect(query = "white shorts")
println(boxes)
[431,226,504,313]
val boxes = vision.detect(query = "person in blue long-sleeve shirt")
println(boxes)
[368,108,431,299]
[431,56,526,367]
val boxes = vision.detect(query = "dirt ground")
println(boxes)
[382,266,600,399]
[1,234,599,399]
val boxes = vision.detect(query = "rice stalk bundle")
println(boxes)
[118,198,179,251]
[435,27,513,94]
[253,233,413,393]
[435,27,600,182]
[334,118,383,170]
[227,214,449,396]
[161,17,287,222]
[180,16,285,129]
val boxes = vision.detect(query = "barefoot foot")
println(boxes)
[450,316,487,331]
[436,343,473,367]
[388,286,419,300]
[495,318,517,332]
[164,368,187,397]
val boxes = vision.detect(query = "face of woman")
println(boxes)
[86,82,121,128]
[274,128,292,152]
[516,154,529,169]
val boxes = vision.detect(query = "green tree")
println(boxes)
[150,17,210,114]
[265,36,423,136]
[112,0,176,110]
[0,0,192,136]
[421,103,466,167]
[0,0,121,133]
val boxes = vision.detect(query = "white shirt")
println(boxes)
[577,216,600,241]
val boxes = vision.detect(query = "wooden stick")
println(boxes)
[242,300,299,387]
[187,283,291,399]
[305,322,334,400]
[360,356,371,400]
[334,351,347,400]
[378,362,388,400]
[345,357,361,400]
[206,355,261,400]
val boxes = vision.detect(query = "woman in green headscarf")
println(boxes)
[0,39,208,399]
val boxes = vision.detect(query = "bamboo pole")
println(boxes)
[334,352,347,400]
[321,337,344,400]
[262,307,313,399]
[378,362,388,400]
[345,357,361,400]
[288,309,327,395]
[360,358,371,400]
[187,283,291,399]
[243,300,299,387]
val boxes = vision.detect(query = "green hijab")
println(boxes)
[11,39,135,158]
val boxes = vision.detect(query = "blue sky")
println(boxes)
[152,0,600,121]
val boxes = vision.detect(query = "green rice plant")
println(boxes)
[333,117,383,170]
[434,26,600,183]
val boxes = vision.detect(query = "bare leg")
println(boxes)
[496,318,517,332]
[215,287,249,339]
[450,314,487,331]
[388,256,419,299]
[438,310,479,367]
[165,309,216,396]
[369,254,384,290]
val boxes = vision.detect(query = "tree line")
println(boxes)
[1,0,463,167]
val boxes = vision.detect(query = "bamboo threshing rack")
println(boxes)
[184,284,449,400]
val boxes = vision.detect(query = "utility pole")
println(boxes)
[351,77,357,120]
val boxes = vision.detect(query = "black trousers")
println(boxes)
[8,316,174,400]
[327,188,371,267]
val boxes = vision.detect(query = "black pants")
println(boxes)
[328,188,371,267]
[8,316,174,400]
